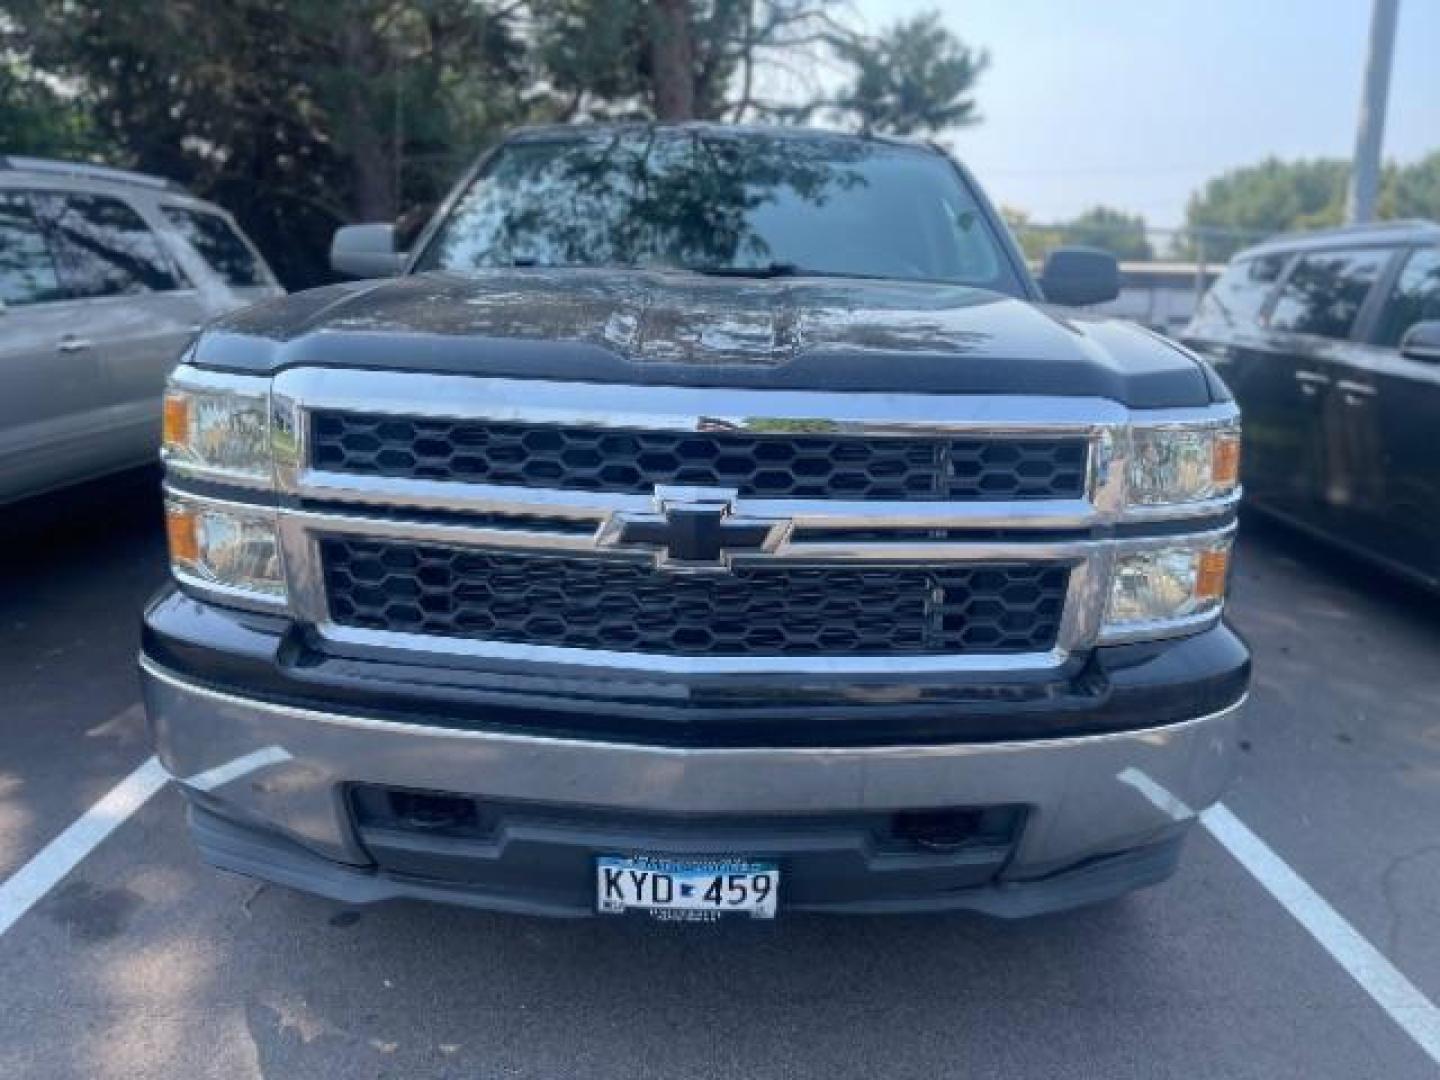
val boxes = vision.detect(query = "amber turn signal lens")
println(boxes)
[162,393,190,448]
[1195,548,1229,600]
[165,505,200,566]
[1211,434,1241,489]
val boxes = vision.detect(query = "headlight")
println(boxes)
[1127,421,1240,506]
[1104,535,1231,636]
[166,496,286,602]
[163,381,272,484]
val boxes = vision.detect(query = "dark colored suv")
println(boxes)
[1183,220,1440,588]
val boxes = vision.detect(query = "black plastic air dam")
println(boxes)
[142,586,1250,749]
[185,801,1190,919]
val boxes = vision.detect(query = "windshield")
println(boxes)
[415,130,1021,292]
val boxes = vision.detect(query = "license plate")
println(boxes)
[597,856,779,920]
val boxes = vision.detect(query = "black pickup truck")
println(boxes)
[142,124,1249,921]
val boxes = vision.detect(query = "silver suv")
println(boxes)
[0,156,283,504]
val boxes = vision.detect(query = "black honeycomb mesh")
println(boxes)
[321,537,1068,657]
[310,413,1089,502]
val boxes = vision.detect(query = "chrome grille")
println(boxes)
[309,411,1089,503]
[320,536,1069,657]
[231,369,1165,673]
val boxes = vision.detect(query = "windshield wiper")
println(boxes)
[684,261,801,279]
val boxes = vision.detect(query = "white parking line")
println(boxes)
[6,753,1440,1071]
[0,747,291,941]
[1119,769,1440,1068]
[0,756,169,939]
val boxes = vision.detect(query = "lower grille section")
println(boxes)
[346,787,1026,912]
[320,537,1068,657]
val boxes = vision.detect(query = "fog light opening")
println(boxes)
[892,809,986,851]
[387,790,480,833]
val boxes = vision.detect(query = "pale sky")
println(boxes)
[847,0,1440,227]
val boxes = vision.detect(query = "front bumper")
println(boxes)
[141,654,1244,918]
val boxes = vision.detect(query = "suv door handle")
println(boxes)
[1335,378,1376,403]
[1293,370,1330,397]
[57,335,92,353]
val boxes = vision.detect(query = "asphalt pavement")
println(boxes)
[1,471,1438,1079]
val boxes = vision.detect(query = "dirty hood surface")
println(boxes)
[195,268,1215,408]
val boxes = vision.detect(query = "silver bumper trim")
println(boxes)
[140,657,1245,876]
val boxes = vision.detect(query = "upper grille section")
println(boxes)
[310,411,1090,503]
[321,537,1069,657]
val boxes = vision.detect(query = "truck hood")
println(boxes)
[194,268,1217,408]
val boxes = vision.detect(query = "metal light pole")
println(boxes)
[1345,0,1400,224]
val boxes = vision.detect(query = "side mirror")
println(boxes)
[330,223,404,278]
[1399,320,1440,363]
[1039,247,1120,307]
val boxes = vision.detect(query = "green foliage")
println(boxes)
[1379,151,1440,221]
[4,0,539,287]
[1182,158,1349,259]
[527,1,850,124]
[0,59,96,158]
[1059,206,1152,261]
[1182,155,1440,260]
[826,12,987,136]
[1002,205,1151,263]
[508,3,986,135]
[530,0,651,117]
[999,207,1061,262]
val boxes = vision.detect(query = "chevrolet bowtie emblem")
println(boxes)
[596,486,790,572]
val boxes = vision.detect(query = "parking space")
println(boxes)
[1,475,1439,1079]
[0,471,168,883]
